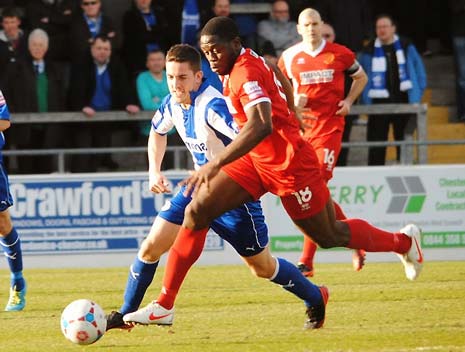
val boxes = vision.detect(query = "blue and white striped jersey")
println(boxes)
[0,90,10,151]
[151,79,239,169]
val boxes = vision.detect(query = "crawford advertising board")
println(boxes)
[9,172,223,255]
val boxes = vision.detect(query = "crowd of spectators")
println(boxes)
[0,0,458,173]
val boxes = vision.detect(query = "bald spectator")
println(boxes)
[257,0,300,57]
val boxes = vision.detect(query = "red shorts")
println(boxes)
[222,142,330,220]
[305,131,343,182]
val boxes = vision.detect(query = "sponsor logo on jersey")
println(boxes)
[300,69,335,85]
[243,81,264,100]
[185,140,207,153]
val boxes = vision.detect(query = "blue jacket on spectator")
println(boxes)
[359,37,427,104]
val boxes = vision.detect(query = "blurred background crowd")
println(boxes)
[0,0,462,174]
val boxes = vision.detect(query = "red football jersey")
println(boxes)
[279,41,356,137]
[221,48,307,170]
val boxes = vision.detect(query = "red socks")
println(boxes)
[157,227,208,309]
[299,237,317,266]
[345,219,411,254]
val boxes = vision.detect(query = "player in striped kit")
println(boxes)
[0,90,27,311]
[122,16,424,330]
[107,44,327,330]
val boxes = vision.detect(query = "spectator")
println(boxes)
[121,0,170,79]
[69,0,116,65]
[25,0,74,62]
[3,28,67,174]
[162,0,211,46]
[257,0,300,57]
[136,49,169,138]
[201,0,231,26]
[0,7,28,88]
[449,0,465,121]
[68,35,139,172]
[321,22,335,43]
[359,14,427,165]
[230,0,263,50]
[260,39,278,66]
[314,0,372,53]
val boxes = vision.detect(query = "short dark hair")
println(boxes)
[166,44,201,72]
[375,13,396,27]
[1,6,22,20]
[147,48,165,56]
[91,34,111,46]
[200,16,239,42]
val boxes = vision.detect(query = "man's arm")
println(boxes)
[211,101,272,169]
[0,120,11,132]
[336,64,368,116]
[148,129,170,193]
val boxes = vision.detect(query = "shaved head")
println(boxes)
[298,8,321,24]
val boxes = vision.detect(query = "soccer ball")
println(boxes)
[60,299,107,345]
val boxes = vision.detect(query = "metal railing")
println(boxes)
[349,103,428,164]
[4,103,464,173]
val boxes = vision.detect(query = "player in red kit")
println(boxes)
[279,8,367,277]
[123,16,424,330]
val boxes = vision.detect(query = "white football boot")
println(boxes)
[123,301,174,325]
[397,224,424,280]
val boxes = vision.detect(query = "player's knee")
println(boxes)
[138,240,161,262]
[185,202,212,227]
[0,219,13,237]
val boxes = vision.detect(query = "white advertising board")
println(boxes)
[1,165,464,269]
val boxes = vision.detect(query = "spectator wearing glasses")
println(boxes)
[257,0,300,57]
[69,0,116,65]
[359,14,427,165]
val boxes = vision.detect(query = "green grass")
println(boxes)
[1,261,465,351]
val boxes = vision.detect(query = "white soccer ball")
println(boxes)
[60,299,107,345]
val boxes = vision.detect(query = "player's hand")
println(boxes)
[336,99,352,116]
[149,173,171,194]
[294,106,314,131]
[181,161,221,197]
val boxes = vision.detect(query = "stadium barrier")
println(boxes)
[3,165,464,269]
[5,103,465,173]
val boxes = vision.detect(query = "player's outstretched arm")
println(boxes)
[148,130,170,194]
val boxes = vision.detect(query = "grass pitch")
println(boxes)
[1,261,465,352]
